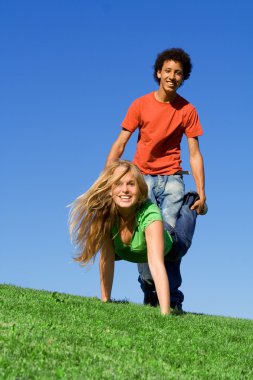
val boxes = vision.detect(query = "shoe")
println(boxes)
[185,191,208,215]
[170,304,185,315]
[183,191,199,208]
[144,291,159,307]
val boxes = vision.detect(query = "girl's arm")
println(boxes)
[99,238,115,302]
[145,221,170,315]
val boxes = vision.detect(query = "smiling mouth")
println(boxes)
[167,81,176,86]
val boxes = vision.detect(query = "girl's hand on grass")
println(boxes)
[101,298,112,303]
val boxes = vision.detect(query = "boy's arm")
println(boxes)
[99,239,115,302]
[105,129,132,167]
[187,137,206,214]
[145,220,170,315]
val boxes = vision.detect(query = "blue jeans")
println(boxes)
[164,191,198,262]
[138,174,185,308]
[144,174,185,227]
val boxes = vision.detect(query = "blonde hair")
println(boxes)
[69,160,148,266]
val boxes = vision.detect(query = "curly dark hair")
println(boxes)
[153,48,192,84]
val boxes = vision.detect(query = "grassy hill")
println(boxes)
[0,284,252,379]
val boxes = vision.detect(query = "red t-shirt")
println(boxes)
[121,92,203,175]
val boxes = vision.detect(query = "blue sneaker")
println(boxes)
[144,291,159,307]
[170,304,185,315]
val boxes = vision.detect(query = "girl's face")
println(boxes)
[111,167,140,211]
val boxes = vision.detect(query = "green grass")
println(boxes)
[1,285,253,380]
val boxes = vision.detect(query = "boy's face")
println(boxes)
[157,60,184,93]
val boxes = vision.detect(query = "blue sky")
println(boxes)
[1,0,252,320]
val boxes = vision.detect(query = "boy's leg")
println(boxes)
[159,175,185,309]
[163,192,199,310]
[138,175,185,308]
[164,259,184,308]
[137,175,160,306]
[138,267,159,307]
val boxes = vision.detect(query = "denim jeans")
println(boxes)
[138,174,185,308]
[165,191,198,262]
[144,174,185,227]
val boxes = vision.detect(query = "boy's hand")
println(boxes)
[191,197,207,215]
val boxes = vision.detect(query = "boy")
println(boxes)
[106,48,206,311]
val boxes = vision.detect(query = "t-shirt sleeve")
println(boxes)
[139,203,163,231]
[121,99,140,133]
[184,106,203,138]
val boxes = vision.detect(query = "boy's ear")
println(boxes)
[157,70,161,79]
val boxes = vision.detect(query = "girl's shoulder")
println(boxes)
[136,200,163,230]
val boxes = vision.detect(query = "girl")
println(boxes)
[69,160,198,315]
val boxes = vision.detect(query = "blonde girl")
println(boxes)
[69,160,173,315]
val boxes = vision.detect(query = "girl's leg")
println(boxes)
[165,191,198,261]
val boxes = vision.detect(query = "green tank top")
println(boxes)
[112,200,173,263]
